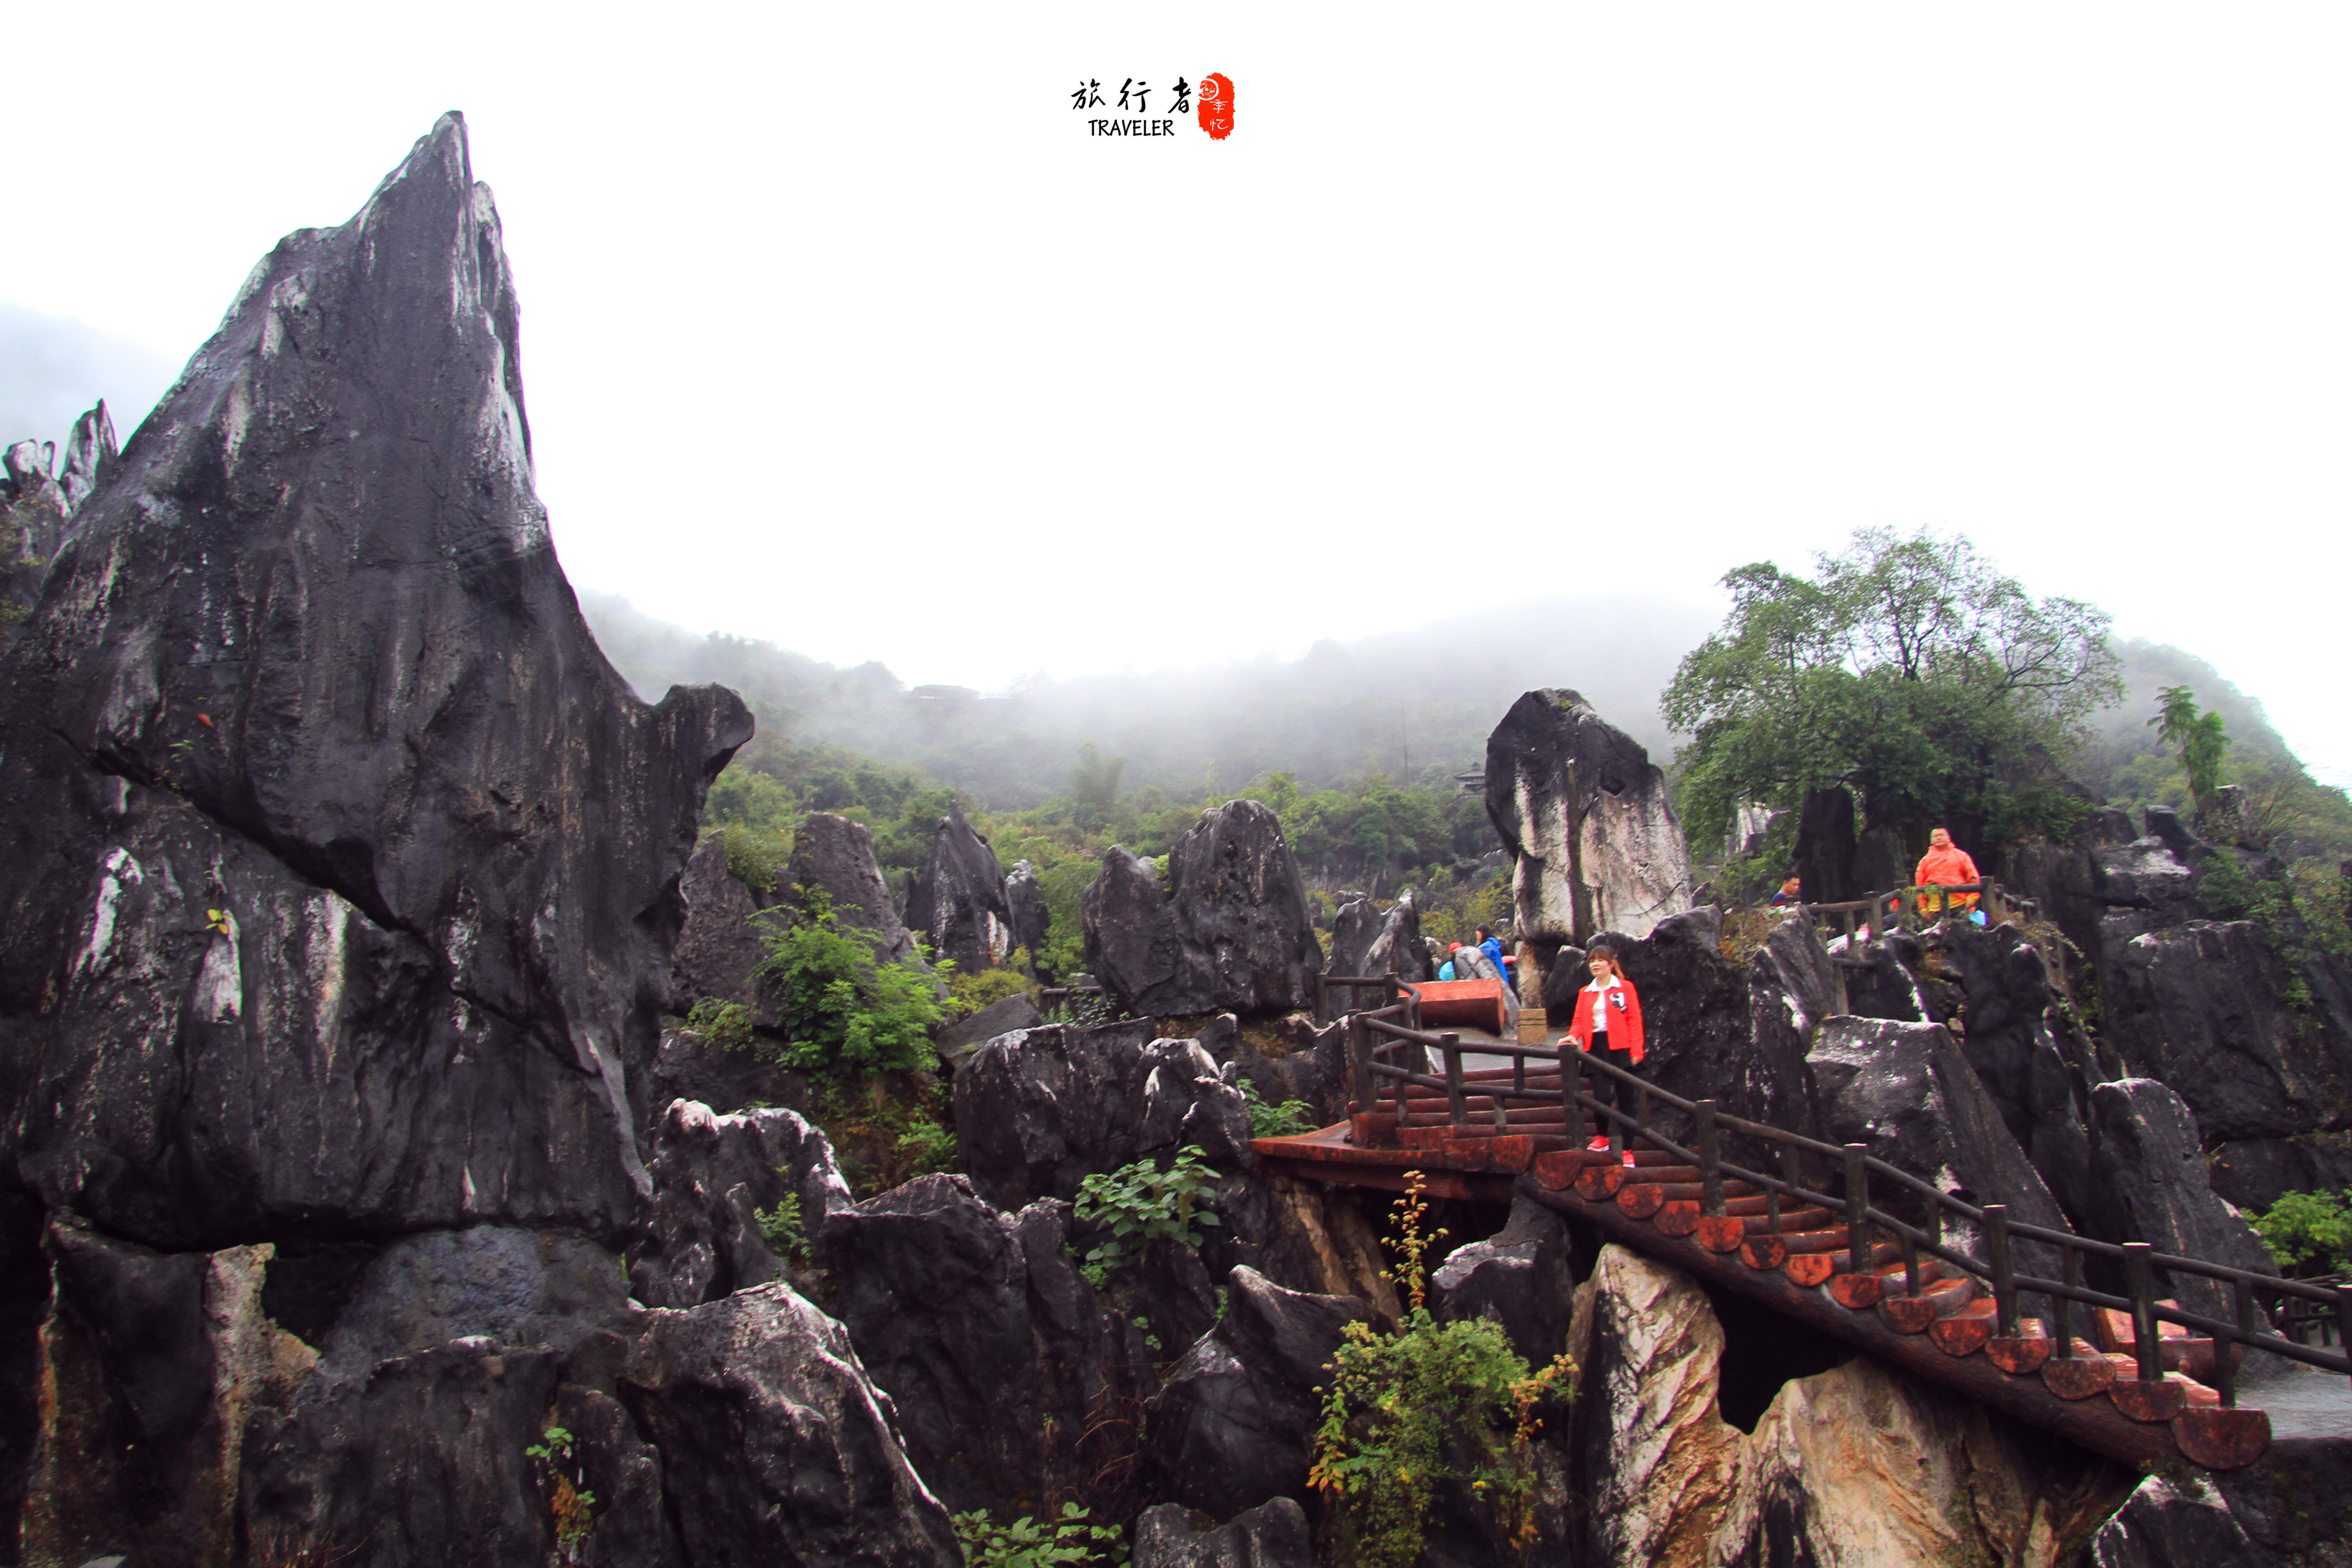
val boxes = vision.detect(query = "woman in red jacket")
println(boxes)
[1566,940,1644,1165]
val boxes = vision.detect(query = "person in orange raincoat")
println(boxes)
[1914,826,1981,916]
[1566,941,1645,1164]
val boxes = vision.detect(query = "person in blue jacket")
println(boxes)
[1475,926,1513,985]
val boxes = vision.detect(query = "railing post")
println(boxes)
[1347,1015,1372,1116]
[1766,1143,1784,1235]
[2336,1284,2352,1383]
[2052,1245,2079,1358]
[1843,1144,1871,1277]
[1560,1044,1587,1147]
[1513,1047,1526,1099]
[1441,1033,1466,1128]
[2124,1243,2162,1383]
[1901,1223,1921,1298]
[1984,1205,2017,1335]
[1636,1081,1651,1151]
[1315,973,1328,1026]
[1695,1100,1724,1216]
[2218,1274,2253,1408]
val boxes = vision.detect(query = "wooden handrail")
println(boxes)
[1337,995,2352,1384]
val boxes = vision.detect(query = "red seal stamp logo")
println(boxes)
[1198,73,1235,141]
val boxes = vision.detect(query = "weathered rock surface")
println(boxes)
[0,114,751,1249]
[934,990,1045,1072]
[0,118,985,1567]
[1569,1244,2132,1567]
[2087,1078,2279,1324]
[56,400,118,519]
[1607,908,1823,1141]
[1328,890,1430,985]
[956,1021,1251,1208]
[1144,1267,1368,1522]
[823,1173,1156,1516]
[784,810,942,987]
[627,1099,854,1309]
[1132,1496,1313,1568]
[1808,1015,2077,1281]
[620,1284,959,1567]
[905,803,1014,972]
[1430,1194,1575,1366]
[671,834,776,1024]
[1083,800,1323,1018]
[1004,858,1051,962]
[1485,688,1694,946]
[2102,919,2351,1143]
[1223,1012,1352,1129]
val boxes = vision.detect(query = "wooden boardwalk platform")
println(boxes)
[1256,981,2352,1473]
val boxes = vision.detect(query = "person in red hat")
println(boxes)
[1565,941,1644,1166]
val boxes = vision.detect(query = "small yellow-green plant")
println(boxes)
[755,1191,808,1267]
[952,1501,1127,1567]
[524,1424,597,1563]
[946,953,1037,1020]
[1309,1173,1576,1568]
[1071,1147,1220,1291]
[1240,1079,1317,1140]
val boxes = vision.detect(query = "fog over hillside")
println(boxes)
[0,302,177,458]
[580,593,2323,819]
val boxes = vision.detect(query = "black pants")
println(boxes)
[1586,1034,1643,1137]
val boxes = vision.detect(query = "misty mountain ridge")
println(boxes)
[578,592,2326,825]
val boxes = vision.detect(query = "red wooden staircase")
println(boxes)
[1254,980,2352,1473]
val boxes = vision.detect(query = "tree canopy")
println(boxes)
[1662,528,2121,851]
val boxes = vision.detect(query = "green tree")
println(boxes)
[1069,743,1126,832]
[1662,528,2120,851]
[2150,685,2230,806]
[754,891,947,1080]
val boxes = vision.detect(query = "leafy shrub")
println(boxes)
[1240,1079,1317,1139]
[757,890,947,1081]
[524,1425,597,1563]
[817,1075,958,1198]
[2250,1188,2352,1277]
[1310,1174,1576,1568]
[1071,1146,1220,1290]
[755,1191,808,1266]
[952,1502,1127,1567]
[947,956,1036,1021]
[686,997,755,1052]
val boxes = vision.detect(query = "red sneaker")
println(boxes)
[1585,1136,1610,1153]
[1620,1151,1637,1167]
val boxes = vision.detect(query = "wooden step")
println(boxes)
[1881,1273,1980,1333]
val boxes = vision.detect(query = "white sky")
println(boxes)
[5,4,2347,779]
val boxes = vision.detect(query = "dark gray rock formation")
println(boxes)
[956,1023,1254,1209]
[56,400,117,519]
[2208,1131,2352,1214]
[1793,784,1862,905]
[1328,890,1430,984]
[627,1099,854,1309]
[904,803,1014,972]
[1223,1012,1352,1129]
[1082,801,1323,1018]
[2089,1473,2263,1568]
[671,834,775,1025]
[620,1284,960,1566]
[0,118,979,1566]
[1485,689,1693,947]
[1132,1498,1313,1568]
[1911,918,2103,1224]
[934,990,1044,1072]
[1431,1195,1575,1365]
[0,114,751,1250]
[1808,1016,2076,1281]
[2088,1079,2279,1325]
[2102,920,2347,1143]
[794,809,941,976]
[1144,1267,1368,1521]
[823,1173,1156,1516]
[1004,858,1051,962]
[1608,908,1822,1141]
